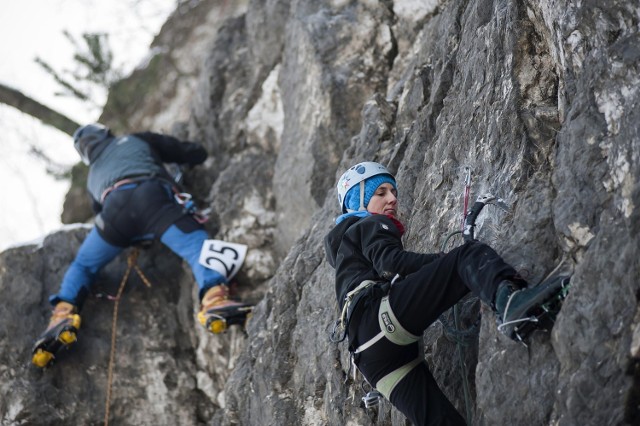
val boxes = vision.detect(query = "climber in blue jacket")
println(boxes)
[324,161,569,425]
[32,123,250,368]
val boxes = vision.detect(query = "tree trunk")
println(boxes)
[0,82,80,135]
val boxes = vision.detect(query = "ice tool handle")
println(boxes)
[462,193,509,242]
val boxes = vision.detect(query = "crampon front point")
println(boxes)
[31,314,81,368]
[503,276,571,344]
[199,304,253,334]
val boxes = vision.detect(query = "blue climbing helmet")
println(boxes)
[73,123,112,165]
[336,161,396,213]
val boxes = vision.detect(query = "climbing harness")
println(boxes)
[330,274,423,407]
[330,280,378,343]
[104,248,152,426]
[351,298,423,401]
[100,178,145,203]
[352,289,423,398]
[100,174,209,224]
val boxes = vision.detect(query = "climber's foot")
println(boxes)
[496,275,571,343]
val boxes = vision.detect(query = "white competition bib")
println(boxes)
[199,239,248,280]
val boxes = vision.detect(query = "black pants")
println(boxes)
[97,178,190,246]
[350,241,517,425]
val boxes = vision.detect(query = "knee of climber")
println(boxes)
[173,215,204,234]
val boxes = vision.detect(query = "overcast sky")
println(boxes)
[0,0,175,251]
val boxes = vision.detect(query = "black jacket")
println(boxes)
[324,214,441,309]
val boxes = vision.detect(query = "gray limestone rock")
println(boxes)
[2,0,639,425]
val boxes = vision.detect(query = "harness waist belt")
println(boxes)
[338,280,378,333]
[100,175,158,202]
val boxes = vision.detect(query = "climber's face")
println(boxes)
[367,183,397,217]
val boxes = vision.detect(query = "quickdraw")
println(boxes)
[174,191,210,224]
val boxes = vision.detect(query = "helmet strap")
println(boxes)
[359,180,366,211]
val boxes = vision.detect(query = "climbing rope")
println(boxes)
[440,168,510,424]
[104,248,152,426]
[438,166,475,425]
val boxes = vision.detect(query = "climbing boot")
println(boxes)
[197,285,253,334]
[32,302,81,368]
[495,275,571,342]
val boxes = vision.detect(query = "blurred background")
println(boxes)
[0,0,176,250]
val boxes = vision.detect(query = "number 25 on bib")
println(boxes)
[198,239,248,280]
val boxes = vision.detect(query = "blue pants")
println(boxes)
[50,180,226,307]
[51,225,226,307]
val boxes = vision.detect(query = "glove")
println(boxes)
[181,141,208,165]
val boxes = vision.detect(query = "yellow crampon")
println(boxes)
[31,313,81,368]
[198,307,253,334]
[197,285,253,334]
[32,348,55,368]
[199,312,228,334]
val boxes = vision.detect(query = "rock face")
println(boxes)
[2,0,639,425]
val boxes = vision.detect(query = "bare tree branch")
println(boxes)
[0,82,80,135]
